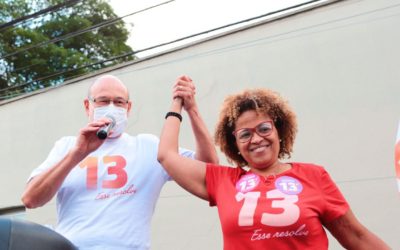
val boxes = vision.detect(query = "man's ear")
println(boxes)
[84,98,90,116]
[127,100,133,116]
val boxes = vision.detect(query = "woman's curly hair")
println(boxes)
[214,88,297,167]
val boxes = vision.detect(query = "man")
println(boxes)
[21,75,218,249]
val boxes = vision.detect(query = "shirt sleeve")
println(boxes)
[27,137,75,182]
[319,168,350,223]
[206,163,239,207]
[206,163,218,207]
[178,147,195,159]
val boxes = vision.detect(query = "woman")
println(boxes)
[158,76,390,249]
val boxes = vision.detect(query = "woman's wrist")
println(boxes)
[169,97,183,112]
[165,112,182,122]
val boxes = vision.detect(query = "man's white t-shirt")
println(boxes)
[29,133,195,250]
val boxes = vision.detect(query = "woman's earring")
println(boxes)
[238,151,241,155]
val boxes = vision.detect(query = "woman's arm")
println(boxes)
[158,96,209,200]
[173,75,218,164]
[324,209,390,249]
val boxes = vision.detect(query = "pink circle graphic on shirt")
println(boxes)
[236,173,260,193]
[275,176,303,195]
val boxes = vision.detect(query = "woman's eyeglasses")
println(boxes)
[232,121,274,143]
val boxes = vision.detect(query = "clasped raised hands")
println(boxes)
[173,75,197,112]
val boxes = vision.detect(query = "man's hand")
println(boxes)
[72,118,112,158]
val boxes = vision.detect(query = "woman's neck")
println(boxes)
[250,161,291,177]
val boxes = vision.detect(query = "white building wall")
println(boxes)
[1,0,399,249]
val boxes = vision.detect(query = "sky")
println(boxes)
[109,0,310,57]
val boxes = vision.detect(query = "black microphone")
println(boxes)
[96,115,116,140]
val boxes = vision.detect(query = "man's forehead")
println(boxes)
[92,77,123,89]
[89,76,129,96]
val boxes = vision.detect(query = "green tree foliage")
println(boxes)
[0,0,135,100]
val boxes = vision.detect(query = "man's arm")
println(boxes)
[22,149,86,208]
[21,118,111,208]
[173,75,219,164]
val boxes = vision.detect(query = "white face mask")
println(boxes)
[93,104,128,138]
